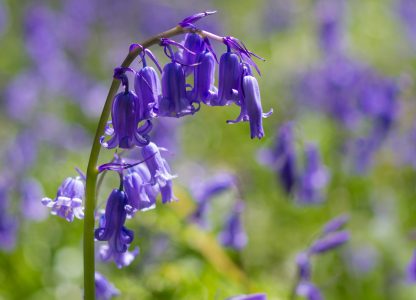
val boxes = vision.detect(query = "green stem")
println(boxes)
[83,25,187,300]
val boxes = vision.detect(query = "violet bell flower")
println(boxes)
[188,50,217,105]
[157,41,200,117]
[102,68,152,149]
[296,144,329,205]
[95,189,134,254]
[309,230,350,254]
[219,201,248,250]
[133,47,162,120]
[99,243,139,269]
[123,164,158,215]
[95,272,120,300]
[141,142,176,187]
[296,281,323,300]
[41,176,85,222]
[213,50,241,106]
[227,65,273,139]
[177,33,206,76]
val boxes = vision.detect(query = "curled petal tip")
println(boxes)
[179,10,217,28]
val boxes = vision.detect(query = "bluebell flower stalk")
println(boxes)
[80,11,267,298]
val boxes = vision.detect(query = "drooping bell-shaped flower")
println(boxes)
[190,173,235,228]
[99,243,139,269]
[406,250,416,283]
[134,65,161,120]
[102,68,152,149]
[95,272,120,300]
[159,164,177,203]
[296,252,311,281]
[141,142,176,187]
[95,189,134,254]
[213,51,241,106]
[309,231,350,254]
[158,60,199,117]
[123,165,158,215]
[296,144,329,205]
[41,176,85,222]
[273,122,297,193]
[296,281,323,300]
[177,33,206,75]
[188,50,217,104]
[321,214,349,235]
[219,201,247,250]
[227,65,273,139]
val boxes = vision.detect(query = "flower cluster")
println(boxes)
[189,173,248,250]
[260,122,329,205]
[40,13,272,296]
[294,0,400,174]
[294,214,350,300]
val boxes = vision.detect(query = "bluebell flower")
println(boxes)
[134,65,161,120]
[316,0,346,55]
[190,173,235,228]
[177,33,206,75]
[296,252,311,281]
[398,0,416,47]
[102,68,152,149]
[219,201,247,250]
[21,178,48,221]
[227,65,272,139]
[95,189,134,254]
[158,59,200,117]
[99,244,139,269]
[260,122,297,194]
[123,165,158,215]
[296,281,323,300]
[42,176,85,222]
[296,144,329,205]
[321,214,349,235]
[309,231,350,254]
[95,272,120,300]
[141,142,176,187]
[227,293,267,300]
[188,50,217,104]
[213,51,241,106]
[406,250,416,283]
[0,183,18,251]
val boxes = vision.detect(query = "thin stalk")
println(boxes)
[83,25,186,300]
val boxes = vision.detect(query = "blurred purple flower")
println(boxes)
[296,252,311,281]
[259,122,297,194]
[296,144,329,205]
[190,173,235,228]
[262,0,296,34]
[316,0,346,55]
[0,183,18,251]
[21,178,48,221]
[296,281,323,300]
[309,231,350,254]
[219,201,248,250]
[398,0,416,47]
[227,293,267,300]
[406,250,416,283]
[344,245,378,275]
[5,130,38,176]
[4,72,41,121]
[321,214,349,235]
[95,272,119,300]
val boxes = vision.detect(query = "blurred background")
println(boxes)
[1,0,416,299]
